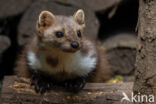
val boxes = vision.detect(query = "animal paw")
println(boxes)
[30,74,53,94]
[63,77,86,92]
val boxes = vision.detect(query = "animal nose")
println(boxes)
[71,41,79,49]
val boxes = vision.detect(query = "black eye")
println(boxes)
[55,32,64,38]
[77,30,81,37]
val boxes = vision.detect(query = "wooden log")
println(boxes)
[1,76,133,104]
[101,33,136,76]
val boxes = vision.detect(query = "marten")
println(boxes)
[14,9,112,94]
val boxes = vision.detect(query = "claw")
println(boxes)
[30,74,53,94]
[34,83,40,93]
[63,77,86,92]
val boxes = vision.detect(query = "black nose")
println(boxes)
[71,42,79,49]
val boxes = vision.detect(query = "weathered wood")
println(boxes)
[1,76,133,104]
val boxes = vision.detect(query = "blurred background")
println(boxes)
[0,0,138,88]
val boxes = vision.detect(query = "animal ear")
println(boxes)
[38,11,55,32]
[74,9,85,26]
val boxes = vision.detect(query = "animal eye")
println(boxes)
[77,30,81,37]
[55,32,64,38]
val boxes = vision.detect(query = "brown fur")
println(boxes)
[46,56,58,67]
[87,48,113,82]
[14,10,113,82]
[14,37,113,82]
[14,48,30,78]
[14,36,38,78]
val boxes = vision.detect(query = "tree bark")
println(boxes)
[134,0,156,103]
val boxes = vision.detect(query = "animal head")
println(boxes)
[37,9,85,53]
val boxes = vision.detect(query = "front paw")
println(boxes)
[30,75,52,94]
[64,77,86,92]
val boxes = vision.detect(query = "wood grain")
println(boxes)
[1,76,133,104]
